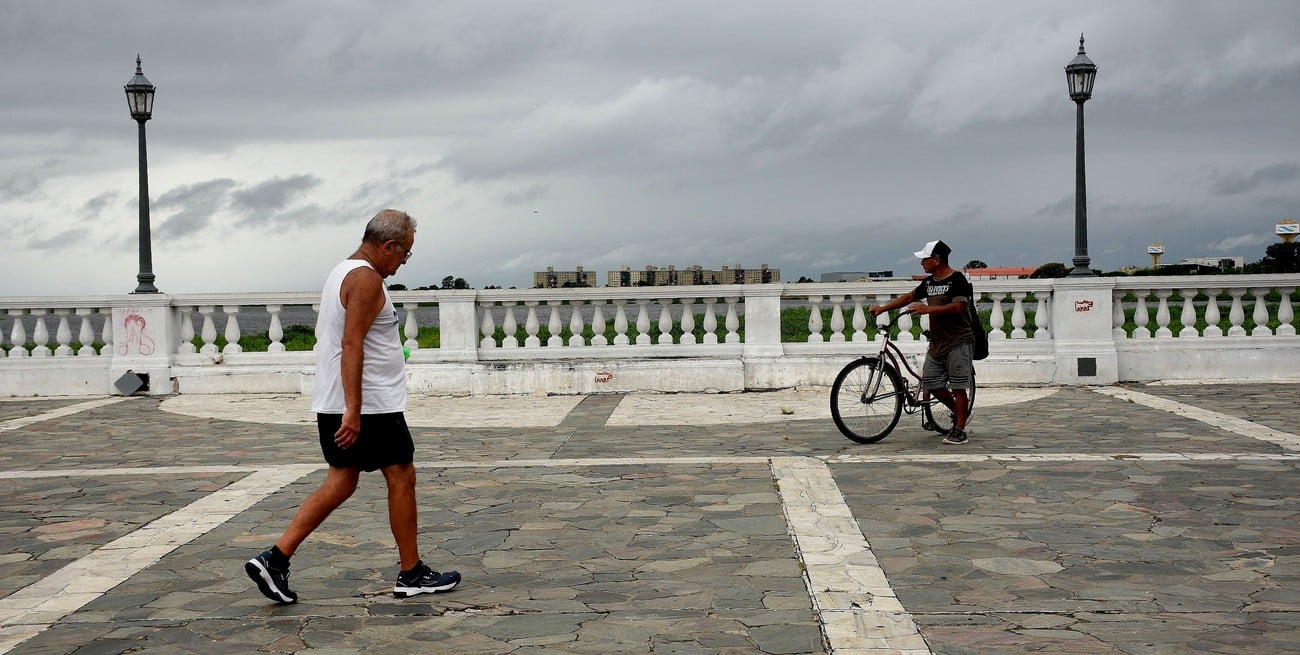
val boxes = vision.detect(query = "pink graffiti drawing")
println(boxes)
[1074,300,1095,312]
[118,313,156,356]
[594,371,613,383]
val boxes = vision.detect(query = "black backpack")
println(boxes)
[967,297,989,361]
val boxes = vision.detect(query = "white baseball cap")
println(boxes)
[913,240,951,259]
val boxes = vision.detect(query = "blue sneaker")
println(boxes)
[245,548,297,604]
[394,561,461,598]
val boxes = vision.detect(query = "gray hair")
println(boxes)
[362,209,417,244]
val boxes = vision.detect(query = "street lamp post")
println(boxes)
[124,55,159,293]
[1065,34,1097,276]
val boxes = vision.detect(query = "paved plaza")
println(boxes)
[0,382,1298,654]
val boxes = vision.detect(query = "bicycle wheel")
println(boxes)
[831,357,903,444]
[921,372,977,434]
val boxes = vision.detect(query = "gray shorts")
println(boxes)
[921,342,973,391]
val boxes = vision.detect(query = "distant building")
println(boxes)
[820,271,894,282]
[606,264,779,287]
[534,266,597,288]
[1176,257,1243,271]
[962,266,1037,281]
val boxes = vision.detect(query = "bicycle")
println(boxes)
[830,312,976,444]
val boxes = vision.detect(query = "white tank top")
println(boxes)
[311,259,407,414]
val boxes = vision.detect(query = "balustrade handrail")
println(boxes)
[1112,273,1299,291]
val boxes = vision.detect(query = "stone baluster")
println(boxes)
[8,310,27,357]
[657,300,674,345]
[199,306,219,354]
[724,297,740,343]
[76,308,97,356]
[1033,293,1050,340]
[1112,290,1127,340]
[54,309,73,356]
[702,299,718,345]
[403,302,420,350]
[591,302,609,346]
[222,305,242,354]
[1178,289,1200,338]
[177,307,196,354]
[989,295,1006,340]
[1251,288,1272,336]
[872,294,891,341]
[547,303,564,347]
[613,300,631,346]
[1202,289,1223,337]
[1278,288,1296,337]
[30,310,50,357]
[524,301,541,347]
[635,299,652,345]
[1132,294,1151,339]
[896,308,915,341]
[266,304,286,353]
[1154,289,1174,338]
[807,296,823,343]
[100,310,114,357]
[679,299,696,345]
[851,296,867,342]
[828,295,846,343]
[1010,293,1027,339]
[568,301,586,347]
[502,304,519,348]
[479,302,497,349]
[1226,289,1247,337]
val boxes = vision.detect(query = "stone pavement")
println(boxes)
[0,382,1298,654]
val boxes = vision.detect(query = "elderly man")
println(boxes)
[245,209,460,603]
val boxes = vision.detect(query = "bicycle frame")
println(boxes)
[865,316,935,414]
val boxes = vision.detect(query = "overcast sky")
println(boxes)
[3,1,1298,295]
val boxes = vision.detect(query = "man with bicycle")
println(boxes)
[868,239,975,444]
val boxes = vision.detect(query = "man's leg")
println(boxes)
[275,466,360,557]
[381,462,421,571]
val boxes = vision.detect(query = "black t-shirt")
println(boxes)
[912,271,974,355]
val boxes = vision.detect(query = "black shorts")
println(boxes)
[317,412,415,472]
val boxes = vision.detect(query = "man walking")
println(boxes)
[245,209,460,603]
[869,239,975,444]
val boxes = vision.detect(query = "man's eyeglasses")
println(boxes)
[393,242,413,262]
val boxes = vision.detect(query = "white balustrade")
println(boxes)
[502,304,519,348]
[547,303,564,347]
[591,302,608,346]
[53,309,73,357]
[724,297,740,343]
[614,300,631,345]
[8,310,27,358]
[198,306,219,354]
[1010,293,1027,339]
[1154,289,1173,339]
[178,307,197,354]
[479,301,496,349]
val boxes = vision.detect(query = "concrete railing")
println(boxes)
[1,274,1297,396]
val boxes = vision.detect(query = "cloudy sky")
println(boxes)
[3,1,1298,295]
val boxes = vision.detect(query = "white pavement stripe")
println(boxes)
[826,452,1300,464]
[0,397,133,432]
[7,465,275,479]
[1091,387,1300,451]
[772,456,931,655]
[0,465,318,655]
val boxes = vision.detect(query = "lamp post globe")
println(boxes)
[125,55,159,293]
[1066,34,1097,276]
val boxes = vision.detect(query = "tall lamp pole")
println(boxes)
[125,55,159,293]
[1065,34,1098,276]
